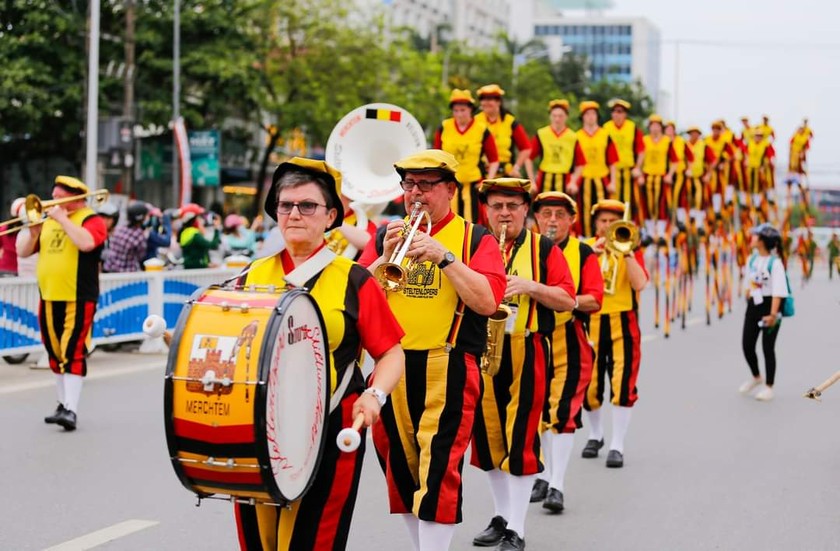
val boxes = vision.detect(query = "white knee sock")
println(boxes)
[486,469,511,520]
[401,514,420,551]
[506,474,536,538]
[584,408,603,441]
[63,374,83,413]
[55,374,65,405]
[655,220,666,237]
[609,406,633,453]
[538,431,551,482]
[549,433,575,492]
[418,520,455,551]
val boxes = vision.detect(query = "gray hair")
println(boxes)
[274,169,334,209]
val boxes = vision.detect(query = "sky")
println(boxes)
[608,0,840,187]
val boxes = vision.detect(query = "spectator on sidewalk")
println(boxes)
[179,207,221,269]
[103,202,148,273]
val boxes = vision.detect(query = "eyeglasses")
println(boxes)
[276,201,328,215]
[399,178,447,192]
[537,209,571,220]
[486,201,525,212]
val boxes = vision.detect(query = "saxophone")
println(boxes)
[480,223,513,376]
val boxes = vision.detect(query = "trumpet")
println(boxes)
[601,202,640,295]
[481,222,513,376]
[374,201,432,292]
[0,190,110,237]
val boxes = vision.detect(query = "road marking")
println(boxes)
[44,519,158,551]
[0,362,163,395]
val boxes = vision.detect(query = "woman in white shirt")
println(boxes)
[739,223,789,401]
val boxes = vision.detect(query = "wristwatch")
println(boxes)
[438,251,456,270]
[363,387,387,407]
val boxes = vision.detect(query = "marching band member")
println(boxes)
[665,120,693,228]
[530,99,585,198]
[475,84,535,181]
[786,123,812,197]
[603,98,645,224]
[361,150,506,551]
[434,89,499,223]
[324,192,378,260]
[582,200,648,468]
[638,114,678,242]
[745,126,776,222]
[758,114,776,143]
[576,100,619,237]
[470,179,575,550]
[16,176,108,431]
[685,126,716,232]
[739,116,754,146]
[234,158,406,551]
[704,121,735,222]
[828,232,839,281]
[530,192,603,514]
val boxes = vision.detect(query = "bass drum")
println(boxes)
[164,286,330,505]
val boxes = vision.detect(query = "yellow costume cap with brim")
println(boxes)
[265,157,344,230]
[607,98,631,111]
[648,114,664,126]
[477,84,505,99]
[686,125,702,134]
[548,99,570,112]
[533,191,577,215]
[54,175,89,195]
[579,100,600,114]
[591,199,627,217]
[711,120,723,129]
[449,89,475,107]
[665,120,676,128]
[394,149,460,182]
[479,178,532,202]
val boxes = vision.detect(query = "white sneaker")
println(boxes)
[755,386,774,401]
[738,379,762,395]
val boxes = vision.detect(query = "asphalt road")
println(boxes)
[2,261,839,551]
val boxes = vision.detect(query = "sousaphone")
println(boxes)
[325,103,426,257]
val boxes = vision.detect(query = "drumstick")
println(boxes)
[336,413,366,453]
[804,369,840,401]
[142,315,172,347]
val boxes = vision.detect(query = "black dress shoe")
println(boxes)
[55,409,77,431]
[530,479,548,503]
[473,515,507,547]
[606,449,624,468]
[496,529,525,550]
[581,438,604,458]
[44,403,66,424]
[542,488,564,514]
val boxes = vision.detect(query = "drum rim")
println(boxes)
[254,287,332,504]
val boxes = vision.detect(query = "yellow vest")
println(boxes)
[555,236,582,325]
[603,120,638,169]
[536,126,577,174]
[577,127,611,178]
[37,207,98,301]
[642,135,671,176]
[440,117,488,183]
[586,237,637,313]
[505,229,554,335]
[476,112,516,164]
[704,136,729,160]
[670,135,687,172]
[244,254,357,397]
[790,131,809,156]
[747,140,770,169]
[688,140,707,177]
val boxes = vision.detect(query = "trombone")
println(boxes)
[0,190,110,237]
[374,201,432,292]
[601,202,640,295]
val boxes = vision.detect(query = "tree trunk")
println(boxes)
[251,126,280,220]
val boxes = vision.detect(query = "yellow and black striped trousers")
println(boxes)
[38,300,96,376]
[544,319,594,434]
[578,177,608,237]
[372,348,481,524]
[451,180,484,224]
[584,311,642,410]
[614,167,638,223]
[471,332,548,476]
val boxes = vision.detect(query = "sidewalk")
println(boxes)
[0,344,168,394]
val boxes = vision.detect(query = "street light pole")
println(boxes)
[85,0,101,189]
[172,0,180,206]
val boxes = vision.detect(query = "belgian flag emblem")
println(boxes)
[365,108,402,122]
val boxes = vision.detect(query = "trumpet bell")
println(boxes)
[374,262,408,293]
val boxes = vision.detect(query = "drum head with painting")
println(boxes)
[261,289,330,502]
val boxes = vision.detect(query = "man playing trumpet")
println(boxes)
[470,178,576,551]
[582,200,648,468]
[360,150,506,551]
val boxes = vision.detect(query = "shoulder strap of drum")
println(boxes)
[445,220,476,349]
[284,247,337,288]
[329,361,356,414]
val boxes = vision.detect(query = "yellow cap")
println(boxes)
[740,115,750,121]
[533,191,577,215]
[265,157,343,229]
[579,100,600,114]
[648,114,663,125]
[607,98,631,111]
[548,99,570,112]
[394,149,460,180]
[711,120,723,129]
[686,125,702,134]
[591,199,627,217]
[449,89,475,107]
[665,120,676,128]
[54,175,89,194]
[479,177,532,197]
[477,84,505,99]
